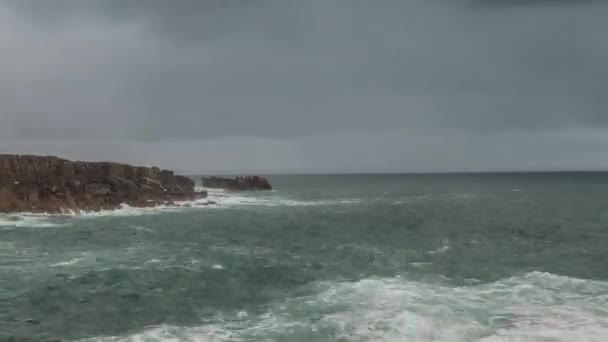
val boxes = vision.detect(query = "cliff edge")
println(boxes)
[0,155,206,213]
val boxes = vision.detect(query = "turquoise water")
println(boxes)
[2,173,608,341]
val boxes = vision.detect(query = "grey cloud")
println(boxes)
[1,0,607,172]
[472,0,596,8]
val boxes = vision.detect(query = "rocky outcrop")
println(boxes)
[202,176,272,191]
[0,155,207,213]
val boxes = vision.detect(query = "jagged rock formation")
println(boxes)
[0,155,206,213]
[202,176,272,191]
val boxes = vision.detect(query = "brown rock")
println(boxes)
[0,154,207,213]
[202,176,272,191]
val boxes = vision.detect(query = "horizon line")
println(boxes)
[183,170,608,176]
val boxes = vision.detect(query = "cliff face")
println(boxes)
[0,155,206,213]
[202,176,272,191]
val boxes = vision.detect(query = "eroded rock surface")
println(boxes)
[202,176,272,191]
[0,155,206,213]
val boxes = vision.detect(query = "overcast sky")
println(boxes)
[1,0,607,173]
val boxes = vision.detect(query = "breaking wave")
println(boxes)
[0,212,70,228]
[217,195,362,207]
[76,200,217,218]
[1,189,361,227]
[0,196,218,226]
[198,186,362,207]
[1,186,480,226]
[81,271,608,342]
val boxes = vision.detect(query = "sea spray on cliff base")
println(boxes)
[0,190,362,227]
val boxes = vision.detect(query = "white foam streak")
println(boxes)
[82,324,233,342]
[217,195,361,207]
[480,306,608,342]
[78,204,177,217]
[83,272,608,342]
[199,185,362,207]
[0,198,217,226]
[49,257,83,267]
[2,188,362,226]
[310,272,608,342]
[0,213,69,228]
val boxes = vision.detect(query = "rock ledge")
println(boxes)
[0,154,206,213]
[202,176,272,191]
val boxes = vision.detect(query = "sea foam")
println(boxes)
[81,272,608,342]
[0,213,70,228]
[1,187,362,227]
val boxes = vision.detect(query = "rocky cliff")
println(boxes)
[0,155,206,213]
[202,176,272,191]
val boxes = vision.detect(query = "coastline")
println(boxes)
[0,154,207,214]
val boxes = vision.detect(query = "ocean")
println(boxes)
[1,173,608,341]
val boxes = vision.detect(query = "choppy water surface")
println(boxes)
[2,173,608,341]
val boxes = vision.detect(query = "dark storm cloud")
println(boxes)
[1,0,607,171]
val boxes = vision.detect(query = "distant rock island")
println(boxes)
[202,176,272,191]
[0,155,206,213]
